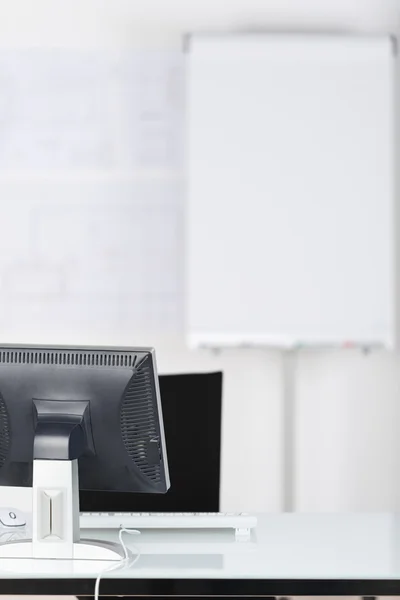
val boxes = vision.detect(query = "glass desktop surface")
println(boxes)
[0,514,399,580]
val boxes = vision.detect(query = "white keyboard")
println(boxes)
[80,512,257,537]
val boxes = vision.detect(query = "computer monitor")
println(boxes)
[0,344,169,561]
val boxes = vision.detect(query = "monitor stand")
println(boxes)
[0,459,123,561]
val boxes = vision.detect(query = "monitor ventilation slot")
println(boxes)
[120,358,162,484]
[0,349,138,369]
[0,393,10,469]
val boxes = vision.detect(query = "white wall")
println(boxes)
[0,0,400,512]
[296,350,400,511]
[0,0,398,47]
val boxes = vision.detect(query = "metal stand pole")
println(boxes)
[282,350,297,512]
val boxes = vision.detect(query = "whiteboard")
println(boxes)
[186,35,395,348]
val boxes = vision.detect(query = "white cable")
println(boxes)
[94,529,141,600]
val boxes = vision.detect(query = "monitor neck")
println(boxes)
[33,458,81,557]
[32,399,94,461]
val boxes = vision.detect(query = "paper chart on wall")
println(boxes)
[0,179,184,336]
[0,49,184,170]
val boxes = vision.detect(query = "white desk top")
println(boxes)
[1,513,400,578]
[0,514,400,595]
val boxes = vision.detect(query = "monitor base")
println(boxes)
[0,461,126,564]
[0,538,124,560]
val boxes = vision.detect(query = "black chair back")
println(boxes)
[80,371,223,512]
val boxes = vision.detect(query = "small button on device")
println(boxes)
[0,508,26,528]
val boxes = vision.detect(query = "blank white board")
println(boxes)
[186,35,395,348]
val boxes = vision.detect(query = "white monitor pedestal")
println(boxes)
[0,459,123,561]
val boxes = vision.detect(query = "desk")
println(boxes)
[0,514,400,596]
